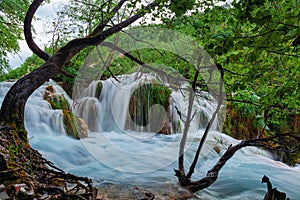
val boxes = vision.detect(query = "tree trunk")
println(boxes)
[0,0,161,198]
[0,56,62,128]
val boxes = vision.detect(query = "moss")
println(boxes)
[172,120,181,133]
[62,109,79,139]
[61,110,88,139]
[95,81,102,98]
[43,86,70,110]
[46,94,70,110]
[127,83,171,133]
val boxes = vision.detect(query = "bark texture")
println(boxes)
[0,0,159,199]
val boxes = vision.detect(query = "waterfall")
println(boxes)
[0,80,71,136]
[73,73,218,134]
[0,77,299,199]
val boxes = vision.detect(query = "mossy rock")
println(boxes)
[43,86,87,139]
[62,110,88,139]
[127,83,172,134]
[95,81,102,98]
[43,86,70,110]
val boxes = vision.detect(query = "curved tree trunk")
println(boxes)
[0,1,159,198]
[0,57,61,128]
[0,0,158,130]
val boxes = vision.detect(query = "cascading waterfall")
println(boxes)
[73,73,217,134]
[0,76,299,199]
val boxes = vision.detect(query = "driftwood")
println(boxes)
[175,134,299,193]
[262,175,288,200]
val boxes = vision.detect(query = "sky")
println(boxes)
[8,0,67,68]
[7,0,231,69]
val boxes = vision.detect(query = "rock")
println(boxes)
[43,85,88,139]
[158,114,171,135]
[96,183,197,200]
[43,86,70,110]
[132,187,155,200]
[212,145,221,154]
[76,117,88,138]
[97,183,136,199]
[127,83,172,134]
[62,110,88,139]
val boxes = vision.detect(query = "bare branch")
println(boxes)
[187,64,224,179]
[100,41,186,83]
[24,0,50,61]
[178,55,202,174]
[177,132,299,193]
[91,0,129,36]
[95,44,120,82]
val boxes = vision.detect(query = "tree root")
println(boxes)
[0,125,97,199]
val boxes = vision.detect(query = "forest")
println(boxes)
[0,0,299,199]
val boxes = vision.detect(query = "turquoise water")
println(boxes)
[1,80,299,199]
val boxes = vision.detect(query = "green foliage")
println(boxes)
[129,83,171,127]
[162,0,299,163]
[169,0,195,16]
[0,54,44,81]
[0,0,31,73]
[165,0,299,134]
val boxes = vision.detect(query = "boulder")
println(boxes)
[43,86,69,110]
[62,110,88,139]
[43,86,88,139]
[76,117,88,139]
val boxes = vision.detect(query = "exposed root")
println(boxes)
[0,125,97,199]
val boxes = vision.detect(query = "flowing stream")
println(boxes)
[0,76,299,199]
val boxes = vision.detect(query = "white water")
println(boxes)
[0,77,299,199]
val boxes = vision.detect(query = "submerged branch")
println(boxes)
[178,132,299,193]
